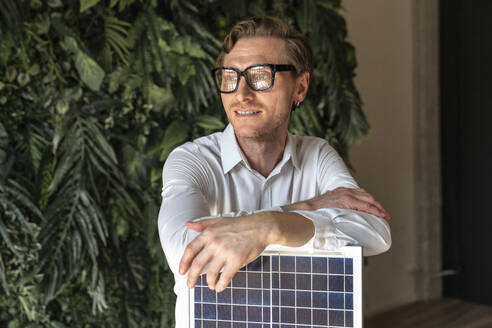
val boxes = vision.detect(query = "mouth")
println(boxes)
[234,110,262,116]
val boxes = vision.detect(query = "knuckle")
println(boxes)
[341,194,352,202]
[192,258,205,268]
[206,266,219,277]
[209,238,221,249]
[206,272,217,284]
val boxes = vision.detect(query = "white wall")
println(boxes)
[343,0,419,315]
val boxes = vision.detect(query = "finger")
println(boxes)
[353,190,390,220]
[205,257,227,290]
[351,198,385,218]
[215,262,240,293]
[179,236,205,275]
[186,217,222,232]
[187,246,215,289]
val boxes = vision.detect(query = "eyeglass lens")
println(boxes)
[215,66,273,92]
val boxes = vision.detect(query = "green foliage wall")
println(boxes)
[0,0,368,326]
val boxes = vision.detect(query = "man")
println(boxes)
[158,16,391,328]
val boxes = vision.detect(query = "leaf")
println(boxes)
[0,214,19,257]
[0,254,8,295]
[160,120,189,161]
[183,37,206,59]
[61,36,79,53]
[196,114,225,130]
[80,0,101,13]
[148,83,173,112]
[48,0,63,8]
[74,52,105,91]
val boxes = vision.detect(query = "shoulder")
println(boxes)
[168,131,222,163]
[163,131,223,180]
[290,134,339,161]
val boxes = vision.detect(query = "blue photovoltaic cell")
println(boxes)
[280,273,295,289]
[233,305,246,321]
[345,258,353,274]
[193,252,357,328]
[281,290,295,306]
[217,288,231,303]
[296,257,311,272]
[217,305,230,320]
[297,308,311,324]
[280,256,295,272]
[248,272,262,288]
[346,293,353,310]
[248,306,262,322]
[263,290,270,305]
[297,291,311,307]
[313,309,328,325]
[329,275,345,291]
[313,257,328,273]
[248,289,262,305]
[232,288,246,304]
[329,258,344,274]
[330,292,345,309]
[296,273,311,290]
[233,271,246,287]
[313,291,328,308]
[312,274,328,290]
[202,287,215,303]
[272,272,279,288]
[281,307,295,323]
[218,321,230,328]
[346,310,354,326]
[203,320,214,328]
[346,276,353,292]
[329,310,345,326]
[272,256,279,271]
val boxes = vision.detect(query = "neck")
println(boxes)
[235,129,288,177]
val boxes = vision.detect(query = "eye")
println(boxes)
[250,69,271,81]
[222,70,237,81]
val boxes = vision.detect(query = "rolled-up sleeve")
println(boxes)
[292,208,391,256]
[285,142,392,256]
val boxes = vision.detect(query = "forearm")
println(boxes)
[281,199,315,211]
[257,211,315,247]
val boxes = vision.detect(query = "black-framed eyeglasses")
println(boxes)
[212,64,296,93]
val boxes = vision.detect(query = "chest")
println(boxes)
[208,162,319,215]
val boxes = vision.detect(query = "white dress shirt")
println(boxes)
[158,124,391,328]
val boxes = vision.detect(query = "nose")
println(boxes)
[235,74,255,102]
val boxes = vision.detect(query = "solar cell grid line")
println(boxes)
[189,246,362,328]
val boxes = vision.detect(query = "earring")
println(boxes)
[295,101,301,108]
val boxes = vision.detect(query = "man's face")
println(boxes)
[220,36,308,139]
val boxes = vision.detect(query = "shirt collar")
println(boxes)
[220,124,246,174]
[220,123,300,175]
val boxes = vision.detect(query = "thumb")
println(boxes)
[186,217,222,232]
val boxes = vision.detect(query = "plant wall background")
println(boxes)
[0,0,368,326]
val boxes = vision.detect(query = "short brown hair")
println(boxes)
[216,16,313,75]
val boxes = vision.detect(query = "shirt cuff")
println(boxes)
[289,209,356,251]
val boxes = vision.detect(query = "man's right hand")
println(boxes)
[283,187,391,221]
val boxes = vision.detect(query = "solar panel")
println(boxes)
[189,246,362,328]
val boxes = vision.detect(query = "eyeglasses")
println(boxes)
[212,64,296,93]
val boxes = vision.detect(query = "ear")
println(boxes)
[294,71,310,102]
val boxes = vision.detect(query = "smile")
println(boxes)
[235,110,261,115]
